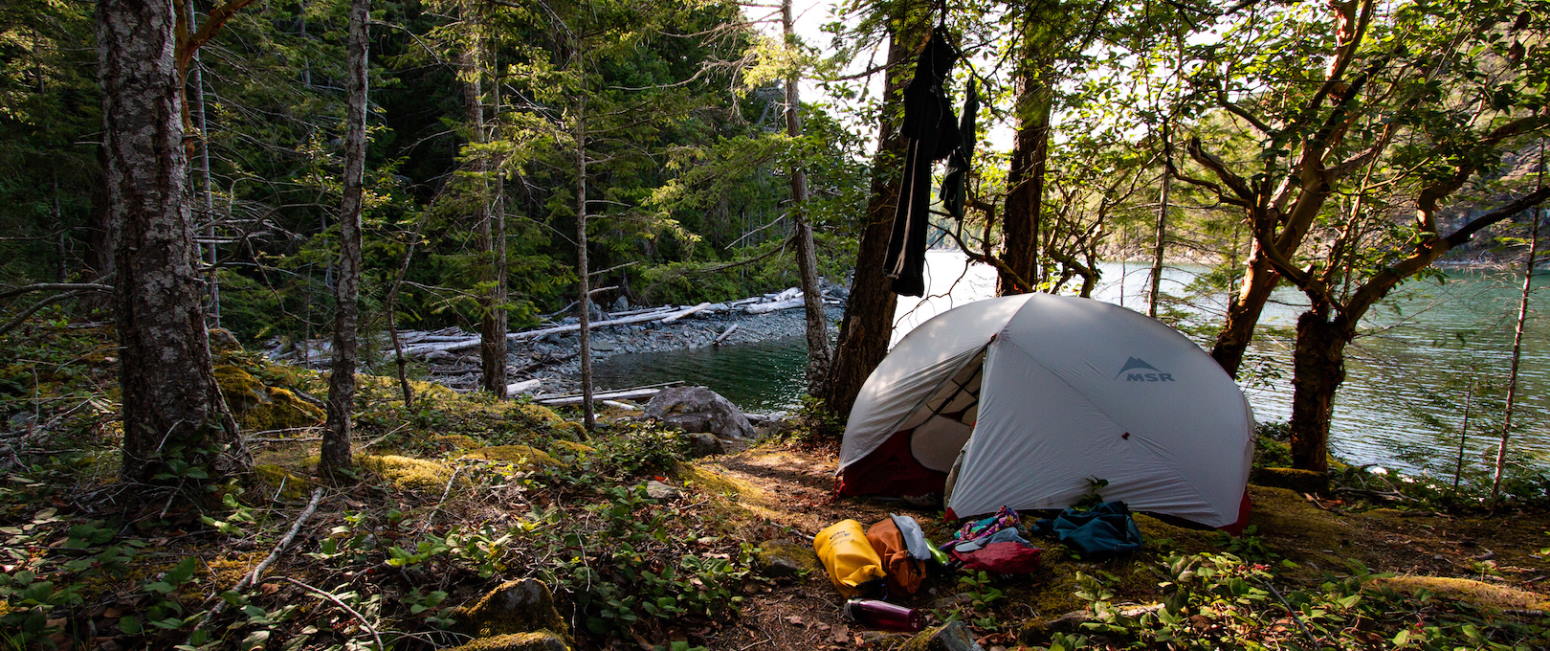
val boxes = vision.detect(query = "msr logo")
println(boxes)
[1116,357,1174,382]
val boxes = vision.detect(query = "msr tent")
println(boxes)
[837,294,1254,529]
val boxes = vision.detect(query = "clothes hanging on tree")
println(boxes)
[939,78,978,221]
[883,27,965,297]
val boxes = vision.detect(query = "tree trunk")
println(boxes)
[1287,310,1350,474]
[782,0,831,397]
[100,0,247,483]
[1210,245,1279,377]
[823,14,918,419]
[184,0,218,327]
[385,233,418,408]
[321,0,369,477]
[1492,201,1541,497]
[464,33,507,399]
[998,4,1058,296]
[1147,162,1170,318]
[575,108,594,435]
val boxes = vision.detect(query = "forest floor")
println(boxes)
[690,442,1550,649]
[2,321,1549,650]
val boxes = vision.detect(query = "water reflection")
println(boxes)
[593,252,1548,469]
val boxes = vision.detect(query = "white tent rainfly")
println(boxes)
[837,293,1255,530]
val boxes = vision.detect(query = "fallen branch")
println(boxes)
[0,281,113,301]
[661,302,712,323]
[534,387,665,406]
[505,378,543,396]
[265,576,384,651]
[744,297,804,314]
[0,291,90,337]
[713,324,739,345]
[200,487,324,627]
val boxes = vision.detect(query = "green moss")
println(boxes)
[547,440,595,458]
[1133,513,1219,554]
[444,632,569,651]
[433,434,483,452]
[357,454,461,492]
[253,463,315,500]
[462,445,564,469]
[454,579,570,640]
[754,542,819,575]
[215,363,325,431]
[555,421,587,441]
[676,463,755,496]
[1369,576,1550,612]
[214,364,267,411]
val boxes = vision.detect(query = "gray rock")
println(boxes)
[904,621,983,651]
[644,386,755,439]
[753,541,818,579]
[645,480,680,500]
[454,578,570,640]
[686,432,724,457]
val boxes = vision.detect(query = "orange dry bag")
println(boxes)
[866,517,926,596]
[813,519,886,597]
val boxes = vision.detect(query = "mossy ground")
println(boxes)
[2,320,1548,650]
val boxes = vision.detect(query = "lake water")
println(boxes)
[594,251,1550,472]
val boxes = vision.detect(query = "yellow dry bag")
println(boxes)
[813,519,886,596]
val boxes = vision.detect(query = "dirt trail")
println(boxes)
[686,442,1550,650]
[692,443,925,650]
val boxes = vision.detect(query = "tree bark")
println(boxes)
[997,3,1059,295]
[575,107,594,435]
[1287,310,1349,474]
[1493,200,1541,497]
[823,12,919,419]
[782,0,831,397]
[1147,143,1171,318]
[1210,246,1279,376]
[463,28,507,399]
[100,0,247,483]
[183,0,218,327]
[321,0,369,477]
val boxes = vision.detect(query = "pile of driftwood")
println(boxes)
[266,286,837,363]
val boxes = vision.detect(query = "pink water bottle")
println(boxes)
[844,599,926,632]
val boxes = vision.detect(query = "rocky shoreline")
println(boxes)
[268,288,845,398]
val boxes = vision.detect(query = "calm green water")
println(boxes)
[593,252,1550,470]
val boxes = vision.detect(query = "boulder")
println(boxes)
[685,432,724,457]
[213,364,325,431]
[454,579,570,640]
[645,480,681,500]
[754,541,819,579]
[644,386,754,439]
[902,621,983,651]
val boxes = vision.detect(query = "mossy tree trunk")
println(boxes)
[322,0,369,477]
[100,0,248,483]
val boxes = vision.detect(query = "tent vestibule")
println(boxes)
[837,294,1254,530]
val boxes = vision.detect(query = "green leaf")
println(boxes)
[242,629,272,650]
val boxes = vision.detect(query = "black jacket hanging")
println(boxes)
[940,79,978,221]
[883,27,964,297]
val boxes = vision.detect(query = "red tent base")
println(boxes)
[836,430,946,499]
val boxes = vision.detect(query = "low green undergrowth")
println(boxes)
[1035,552,1550,650]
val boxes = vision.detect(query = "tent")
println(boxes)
[837,294,1254,529]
